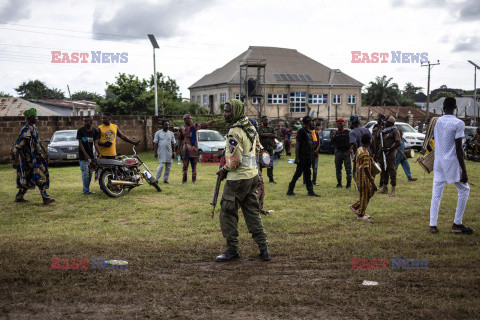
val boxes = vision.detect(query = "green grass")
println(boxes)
[0,151,479,319]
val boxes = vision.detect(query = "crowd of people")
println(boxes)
[11,96,474,262]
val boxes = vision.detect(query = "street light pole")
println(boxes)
[468,60,479,123]
[147,34,160,116]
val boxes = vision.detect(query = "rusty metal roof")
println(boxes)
[29,99,98,109]
[0,98,62,116]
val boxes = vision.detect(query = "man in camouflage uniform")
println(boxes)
[215,99,270,262]
[258,115,277,183]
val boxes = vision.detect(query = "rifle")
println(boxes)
[210,152,226,219]
[379,128,387,170]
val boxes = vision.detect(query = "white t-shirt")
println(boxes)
[432,115,465,183]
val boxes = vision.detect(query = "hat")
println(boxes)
[23,108,37,118]
[183,113,191,120]
[302,116,312,124]
[377,113,387,121]
[350,115,359,123]
[386,116,396,123]
[336,118,345,123]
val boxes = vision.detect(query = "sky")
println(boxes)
[1,0,479,99]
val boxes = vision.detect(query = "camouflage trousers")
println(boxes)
[219,176,268,253]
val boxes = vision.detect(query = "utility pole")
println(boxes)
[468,60,479,124]
[421,60,440,124]
[147,34,160,116]
[67,85,75,116]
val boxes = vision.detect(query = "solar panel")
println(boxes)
[273,74,282,81]
[286,74,295,81]
[280,74,288,81]
[298,74,307,81]
[292,74,300,81]
[305,74,313,81]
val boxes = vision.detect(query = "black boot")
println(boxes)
[287,183,295,195]
[215,250,240,262]
[346,175,352,189]
[334,177,342,188]
[259,249,271,261]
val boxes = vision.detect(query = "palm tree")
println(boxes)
[363,75,400,106]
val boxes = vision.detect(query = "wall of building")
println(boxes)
[224,84,361,123]
[190,86,229,114]
[0,115,161,163]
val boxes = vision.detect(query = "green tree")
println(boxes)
[433,91,456,101]
[403,82,423,99]
[0,91,13,97]
[362,75,400,106]
[71,91,103,101]
[96,73,152,115]
[15,80,65,99]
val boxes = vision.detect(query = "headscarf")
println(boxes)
[227,99,258,150]
[183,113,191,120]
[23,108,37,118]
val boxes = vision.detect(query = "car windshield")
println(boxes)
[465,128,476,138]
[198,131,225,142]
[395,124,416,133]
[52,132,77,142]
[322,130,333,138]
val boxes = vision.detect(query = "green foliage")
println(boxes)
[403,82,423,99]
[71,91,103,101]
[96,72,188,115]
[15,80,65,99]
[433,91,456,101]
[362,75,400,106]
[96,73,153,115]
[0,91,13,97]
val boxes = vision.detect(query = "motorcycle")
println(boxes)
[464,138,479,162]
[92,143,161,198]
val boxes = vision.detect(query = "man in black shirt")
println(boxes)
[77,116,99,195]
[287,116,320,197]
[330,118,352,188]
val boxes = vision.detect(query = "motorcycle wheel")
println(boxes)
[99,170,125,198]
[152,181,162,192]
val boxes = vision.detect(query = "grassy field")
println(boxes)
[0,151,479,319]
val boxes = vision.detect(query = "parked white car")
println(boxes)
[365,121,425,150]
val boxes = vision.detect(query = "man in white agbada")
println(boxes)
[153,120,176,183]
[429,97,473,234]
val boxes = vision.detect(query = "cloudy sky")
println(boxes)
[1,0,479,99]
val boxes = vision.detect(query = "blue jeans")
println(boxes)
[303,156,319,184]
[79,160,93,194]
[395,152,412,180]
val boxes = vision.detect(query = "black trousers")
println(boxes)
[334,149,352,184]
[288,160,314,194]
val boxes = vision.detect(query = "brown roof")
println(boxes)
[360,106,426,119]
[189,46,363,89]
[0,98,61,116]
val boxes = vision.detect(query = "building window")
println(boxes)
[191,95,195,102]
[197,96,201,104]
[308,94,328,104]
[214,94,218,101]
[252,97,259,104]
[220,93,226,104]
[267,94,288,104]
[235,94,241,100]
[348,94,356,104]
[203,95,207,106]
[332,94,341,104]
[290,92,306,113]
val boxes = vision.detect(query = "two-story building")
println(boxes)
[189,46,363,124]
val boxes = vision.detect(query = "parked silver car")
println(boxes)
[45,130,80,164]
